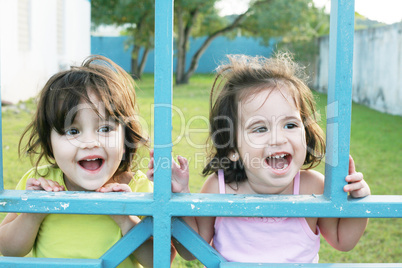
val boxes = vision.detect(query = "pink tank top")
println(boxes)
[212,170,320,263]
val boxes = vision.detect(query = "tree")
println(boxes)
[174,0,328,84]
[91,0,154,79]
[91,0,327,83]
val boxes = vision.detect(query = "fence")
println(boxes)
[315,22,402,116]
[0,0,401,267]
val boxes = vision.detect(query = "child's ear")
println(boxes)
[228,150,240,162]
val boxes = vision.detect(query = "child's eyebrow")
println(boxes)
[98,117,119,124]
[280,115,302,122]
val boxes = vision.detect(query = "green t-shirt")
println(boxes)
[16,165,153,268]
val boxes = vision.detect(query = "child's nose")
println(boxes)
[268,128,287,147]
[78,133,101,149]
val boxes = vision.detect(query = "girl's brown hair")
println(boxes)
[202,53,326,184]
[19,55,146,176]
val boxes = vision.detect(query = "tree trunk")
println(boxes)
[131,45,141,79]
[175,8,199,85]
[175,7,186,85]
[138,47,150,77]
[176,8,250,85]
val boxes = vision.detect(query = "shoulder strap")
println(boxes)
[218,169,226,194]
[293,171,300,195]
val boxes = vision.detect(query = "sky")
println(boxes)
[216,0,402,24]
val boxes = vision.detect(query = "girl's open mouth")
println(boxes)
[78,158,104,171]
[266,153,291,171]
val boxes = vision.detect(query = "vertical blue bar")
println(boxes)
[324,0,355,201]
[154,0,174,267]
[0,61,3,192]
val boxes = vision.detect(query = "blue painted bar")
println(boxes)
[168,194,402,218]
[153,0,174,266]
[0,257,102,267]
[0,190,154,215]
[1,191,401,218]
[324,0,355,202]
[0,88,3,192]
[172,217,227,268]
[220,264,402,268]
[100,217,153,267]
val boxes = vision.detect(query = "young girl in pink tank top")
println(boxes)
[148,53,371,263]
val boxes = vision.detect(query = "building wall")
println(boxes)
[314,22,402,116]
[91,35,274,74]
[0,0,90,103]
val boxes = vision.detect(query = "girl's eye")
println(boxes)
[99,125,113,133]
[65,128,79,135]
[284,123,298,129]
[253,126,268,133]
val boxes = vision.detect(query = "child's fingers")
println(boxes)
[345,171,363,183]
[36,177,62,191]
[112,184,131,192]
[97,183,116,192]
[149,149,154,159]
[348,155,356,175]
[26,178,40,189]
[97,183,131,193]
[146,169,154,181]
[148,157,154,169]
[344,181,363,193]
[344,179,370,197]
[177,155,189,171]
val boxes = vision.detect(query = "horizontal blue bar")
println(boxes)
[1,190,400,218]
[170,194,402,218]
[0,257,102,267]
[0,190,154,215]
[220,263,401,268]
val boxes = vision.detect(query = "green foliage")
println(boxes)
[91,0,330,83]
[270,1,330,64]
[91,0,155,48]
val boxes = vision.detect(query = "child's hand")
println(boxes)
[26,178,65,191]
[96,183,132,193]
[146,149,190,193]
[171,155,190,193]
[344,155,370,198]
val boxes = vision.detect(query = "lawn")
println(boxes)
[1,74,401,266]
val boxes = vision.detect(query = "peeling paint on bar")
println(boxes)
[60,202,70,209]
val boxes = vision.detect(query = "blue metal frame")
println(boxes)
[0,0,401,267]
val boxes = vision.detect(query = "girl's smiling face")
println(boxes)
[236,86,307,194]
[50,91,125,191]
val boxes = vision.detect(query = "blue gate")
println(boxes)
[0,0,401,267]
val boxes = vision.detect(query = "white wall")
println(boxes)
[314,22,402,116]
[0,0,90,104]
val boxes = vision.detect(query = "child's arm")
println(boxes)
[97,177,175,267]
[147,151,198,260]
[318,156,370,251]
[174,173,219,261]
[0,213,46,256]
[0,178,63,256]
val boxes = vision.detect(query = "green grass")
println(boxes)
[1,74,401,266]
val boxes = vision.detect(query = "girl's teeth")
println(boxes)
[268,154,287,159]
[266,154,289,170]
